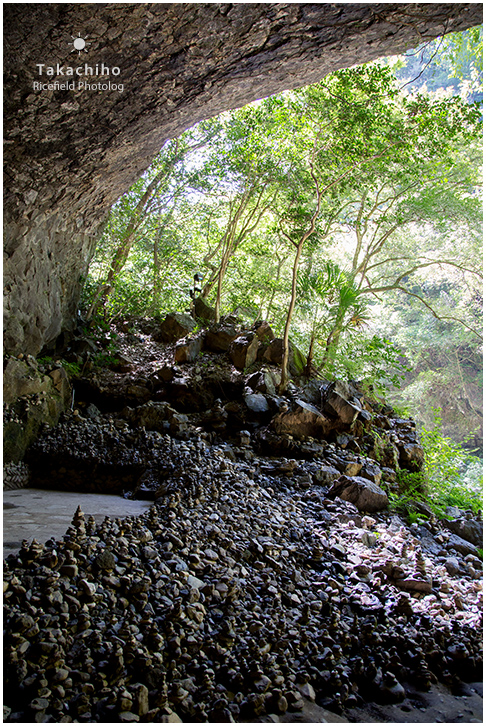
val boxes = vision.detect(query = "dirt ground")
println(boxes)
[253,681,483,723]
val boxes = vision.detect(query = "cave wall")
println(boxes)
[4,3,483,356]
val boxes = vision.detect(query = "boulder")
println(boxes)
[442,517,483,547]
[360,461,382,485]
[252,320,275,342]
[194,296,217,322]
[261,338,306,377]
[397,441,425,472]
[246,368,280,395]
[244,393,270,414]
[328,475,389,512]
[151,365,176,384]
[175,335,203,363]
[122,402,175,432]
[300,379,332,407]
[158,313,196,343]
[272,399,334,441]
[314,465,341,485]
[229,334,260,370]
[125,384,152,403]
[324,390,361,425]
[205,324,238,352]
[444,556,461,576]
[168,412,190,437]
[447,533,479,557]
[334,458,362,477]
[169,376,214,412]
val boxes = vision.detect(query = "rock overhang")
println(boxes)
[4,3,483,356]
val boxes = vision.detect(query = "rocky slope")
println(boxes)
[3,316,483,723]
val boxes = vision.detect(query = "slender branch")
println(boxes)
[395,287,482,339]
[365,256,482,278]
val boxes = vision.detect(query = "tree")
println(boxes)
[296,263,368,376]
[86,122,220,320]
[289,64,482,375]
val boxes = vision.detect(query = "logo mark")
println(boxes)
[69,33,91,55]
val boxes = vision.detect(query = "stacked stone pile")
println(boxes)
[4,318,482,722]
[4,440,482,723]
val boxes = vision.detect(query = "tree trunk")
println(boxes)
[304,332,316,378]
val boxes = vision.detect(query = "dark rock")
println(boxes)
[328,475,389,512]
[152,366,176,384]
[334,459,362,477]
[360,461,382,485]
[96,549,116,570]
[246,368,280,395]
[443,518,483,547]
[262,339,306,377]
[174,335,203,363]
[252,320,275,342]
[71,337,99,356]
[109,354,134,372]
[205,325,238,352]
[273,400,334,441]
[445,556,461,576]
[122,402,175,431]
[158,313,197,343]
[169,377,214,413]
[447,533,479,557]
[86,403,102,420]
[395,578,432,594]
[397,441,425,472]
[313,465,341,485]
[194,296,217,322]
[229,334,260,370]
[125,384,152,403]
[244,393,270,414]
[416,526,443,556]
[324,390,361,425]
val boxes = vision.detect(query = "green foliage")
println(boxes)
[388,471,427,518]
[420,410,482,514]
[37,356,82,379]
[61,361,83,378]
[80,36,482,443]
[326,334,410,397]
[388,409,483,519]
[37,355,54,367]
